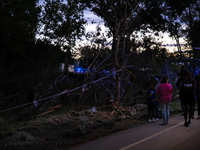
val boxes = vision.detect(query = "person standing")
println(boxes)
[155,76,173,125]
[146,84,157,123]
[150,76,160,120]
[195,73,200,119]
[181,73,196,127]
[176,66,188,114]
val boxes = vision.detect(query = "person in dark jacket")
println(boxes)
[195,73,200,119]
[180,73,196,127]
[176,66,188,114]
[146,84,157,123]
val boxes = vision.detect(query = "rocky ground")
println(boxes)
[0,101,182,150]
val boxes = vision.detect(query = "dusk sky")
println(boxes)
[38,0,186,52]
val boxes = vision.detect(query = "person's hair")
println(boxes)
[181,66,185,70]
[186,73,192,80]
[161,76,168,83]
[187,73,192,76]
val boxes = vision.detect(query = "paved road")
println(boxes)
[70,111,200,150]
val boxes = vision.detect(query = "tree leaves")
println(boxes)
[39,0,86,47]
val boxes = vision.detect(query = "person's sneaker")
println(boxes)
[184,122,189,127]
[188,120,191,124]
[156,118,159,121]
[148,118,151,123]
[152,118,155,122]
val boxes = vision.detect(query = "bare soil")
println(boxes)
[0,103,181,150]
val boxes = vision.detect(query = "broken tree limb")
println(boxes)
[37,109,54,116]
[114,107,132,119]
[48,104,62,111]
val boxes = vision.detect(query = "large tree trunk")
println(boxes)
[114,21,121,104]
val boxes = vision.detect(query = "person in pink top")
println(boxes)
[155,76,173,125]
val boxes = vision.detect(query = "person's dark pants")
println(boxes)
[179,90,185,112]
[155,102,160,119]
[180,100,185,112]
[192,100,196,117]
[148,104,156,118]
[196,92,200,116]
[183,95,195,122]
[184,104,193,123]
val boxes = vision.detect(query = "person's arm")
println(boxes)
[193,79,197,93]
[180,80,183,90]
[153,91,159,102]
[155,93,159,100]
[171,85,173,96]
[146,91,150,99]
[153,86,159,101]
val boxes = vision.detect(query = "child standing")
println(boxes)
[147,84,157,123]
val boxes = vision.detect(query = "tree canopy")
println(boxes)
[0,0,199,112]
[0,0,87,101]
[38,0,86,48]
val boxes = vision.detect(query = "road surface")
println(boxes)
[70,111,200,150]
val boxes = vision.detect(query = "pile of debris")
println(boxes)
[0,101,149,149]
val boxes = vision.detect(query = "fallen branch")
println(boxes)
[37,109,54,116]
[48,104,62,110]
[114,107,132,119]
